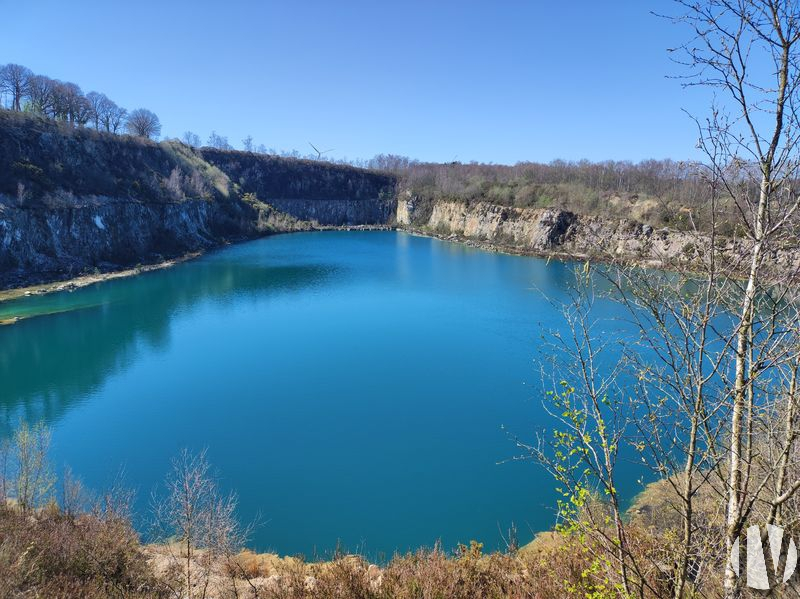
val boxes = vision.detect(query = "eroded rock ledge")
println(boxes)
[397,197,800,276]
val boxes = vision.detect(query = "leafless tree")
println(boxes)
[25,74,56,116]
[152,449,247,599]
[242,135,254,152]
[50,81,91,125]
[86,91,106,129]
[125,108,161,139]
[61,465,89,518]
[182,131,202,147]
[207,131,232,150]
[517,4,800,598]
[0,63,32,111]
[8,422,55,512]
[86,91,124,132]
[0,437,10,503]
[668,1,800,595]
[166,167,185,200]
[105,103,127,133]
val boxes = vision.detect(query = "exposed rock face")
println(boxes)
[396,195,413,226]
[426,201,576,250]
[5,111,799,292]
[0,195,392,288]
[267,197,396,226]
[200,149,396,225]
[199,149,394,203]
[0,199,251,287]
[0,111,397,289]
[406,199,800,273]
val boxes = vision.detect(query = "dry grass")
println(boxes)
[0,476,764,598]
[0,503,168,599]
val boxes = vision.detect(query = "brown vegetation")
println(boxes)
[0,420,685,598]
[0,491,689,599]
[0,415,795,598]
[369,154,731,233]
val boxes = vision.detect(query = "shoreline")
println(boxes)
[0,225,578,312]
[0,252,203,316]
[399,225,669,270]
[0,221,762,318]
[0,225,396,313]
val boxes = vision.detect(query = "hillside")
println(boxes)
[0,111,395,289]
[3,110,798,293]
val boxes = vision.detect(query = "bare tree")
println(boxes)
[61,465,89,518]
[242,135,254,152]
[105,103,127,133]
[207,131,232,150]
[181,131,202,147]
[86,91,106,129]
[152,449,246,599]
[25,74,56,116]
[50,81,91,125]
[0,63,32,111]
[10,422,54,512]
[165,167,184,200]
[125,108,161,139]
[0,437,10,503]
[669,2,800,595]
[516,5,800,598]
[86,91,124,131]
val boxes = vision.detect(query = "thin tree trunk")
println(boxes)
[725,174,768,597]
[768,363,799,526]
[187,534,193,599]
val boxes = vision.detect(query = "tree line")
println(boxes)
[366,154,726,232]
[0,63,161,139]
[0,63,713,216]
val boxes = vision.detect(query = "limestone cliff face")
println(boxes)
[396,196,413,226]
[0,199,256,287]
[426,201,576,250]
[0,111,397,289]
[0,194,393,289]
[199,149,396,226]
[8,111,800,292]
[401,198,800,273]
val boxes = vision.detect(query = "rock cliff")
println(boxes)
[0,111,396,289]
[398,196,800,274]
[4,110,798,292]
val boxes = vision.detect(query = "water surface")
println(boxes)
[0,231,642,557]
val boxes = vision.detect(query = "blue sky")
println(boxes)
[2,0,709,163]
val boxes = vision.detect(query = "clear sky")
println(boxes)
[2,0,710,164]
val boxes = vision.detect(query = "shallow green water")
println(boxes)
[0,231,642,558]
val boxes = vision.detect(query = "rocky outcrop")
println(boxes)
[199,149,395,226]
[425,201,576,250]
[267,197,396,226]
[399,197,800,274]
[0,194,393,289]
[0,111,397,289]
[0,198,256,287]
[6,110,799,292]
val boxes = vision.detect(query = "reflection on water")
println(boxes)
[0,259,337,437]
[0,230,645,558]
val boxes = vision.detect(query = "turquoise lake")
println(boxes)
[0,230,643,558]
